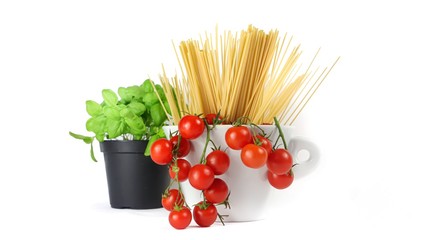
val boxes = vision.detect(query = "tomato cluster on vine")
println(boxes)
[151,113,295,230]
[224,119,295,189]
[151,113,230,230]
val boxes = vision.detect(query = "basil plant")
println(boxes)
[70,79,170,161]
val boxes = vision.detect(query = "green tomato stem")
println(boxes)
[199,119,211,164]
[177,180,190,208]
[274,117,288,150]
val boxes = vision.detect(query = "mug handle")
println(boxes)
[288,136,320,179]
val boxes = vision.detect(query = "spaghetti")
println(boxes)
[160,25,339,125]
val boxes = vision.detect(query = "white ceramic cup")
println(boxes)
[163,125,319,221]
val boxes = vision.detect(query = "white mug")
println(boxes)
[163,125,319,221]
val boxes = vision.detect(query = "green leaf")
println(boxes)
[117,103,126,111]
[133,134,142,140]
[150,103,167,126]
[157,128,166,138]
[118,87,131,103]
[86,100,102,117]
[103,106,121,120]
[143,92,159,107]
[106,119,124,139]
[102,89,118,107]
[128,101,146,115]
[149,126,159,136]
[127,86,143,100]
[69,132,94,144]
[90,141,97,162]
[163,101,171,115]
[120,108,132,118]
[144,134,160,156]
[96,133,105,142]
[125,116,146,135]
[86,116,106,134]
[141,79,154,93]
[155,84,166,100]
[83,138,93,144]
[119,108,146,135]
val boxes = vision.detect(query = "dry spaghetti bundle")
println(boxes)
[160,25,339,125]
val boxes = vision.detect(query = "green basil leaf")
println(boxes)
[86,100,102,117]
[118,87,131,103]
[143,92,159,107]
[117,103,126,111]
[102,89,118,107]
[86,116,106,134]
[69,132,94,144]
[106,119,124,139]
[150,103,166,126]
[128,101,146,115]
[163,101,171,115]
[157,128,166,138]
[133,134,142,141]
[155,84,166,100]
[125,115,146,135]
[141,79,154,93]
[69,131,89,140]
[96,133,105,142]
[149,126,159,136]
[90,141,97,162]
[103,106,121,120]
[127,86,143,100]
[120,108,133,118]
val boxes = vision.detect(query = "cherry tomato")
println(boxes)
[255,135,272,154]
[169,159,191,182]
[170,135,191,158]
[267,148,293,175]
[150,138,173,165]
[267,170,294,189]
[206,150,230,175]
[205,113,223,125]
[162,189,184,211]
[193,202,217,227]
[204,178,229,204]
[188,164,215,190]
[178,115,205,140]
[240,144,268,169]
[225,126,252,150]
[169,207,192,230]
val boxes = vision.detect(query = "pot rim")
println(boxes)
[100,140,149,153]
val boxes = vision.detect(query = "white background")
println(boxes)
[1,0,426,239]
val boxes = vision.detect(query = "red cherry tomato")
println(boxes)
[225,126,252,150]
[267,148,293,175]
[169,159,192,182]
[162,189,184,211]
[169,207,192,229]
[193,202,217,227]
[204,178,229,204]
[206,150,230,175]
[267,170,294,189]
[205,113,223,125]
[150,138,173,165]
[170,135,191,158]
[240,144,268,169]
[188,164,215,190]
[178,115,205,140]
[255,135,272,154]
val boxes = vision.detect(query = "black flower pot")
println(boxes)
[100,140,169,209]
